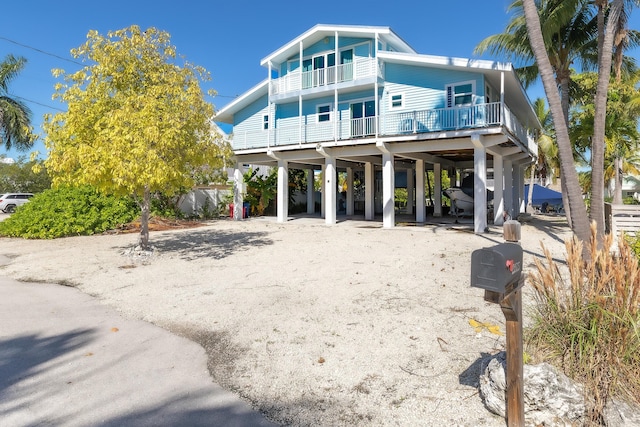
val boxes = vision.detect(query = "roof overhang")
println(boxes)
[215,79,268,124]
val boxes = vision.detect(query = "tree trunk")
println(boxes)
[591,0,623,244]
[613,156,623,204]
[139,185,150,250]
[522,0,591,246]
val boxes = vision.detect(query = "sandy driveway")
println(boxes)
[0,214,572,426]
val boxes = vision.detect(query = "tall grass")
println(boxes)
[527,223,640,425]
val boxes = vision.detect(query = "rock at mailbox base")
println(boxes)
[479,353,640,426]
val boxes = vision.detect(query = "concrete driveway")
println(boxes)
[0,276,275,426]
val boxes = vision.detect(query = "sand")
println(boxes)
[0,214,572,426]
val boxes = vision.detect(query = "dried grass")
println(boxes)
[527,223,640,425]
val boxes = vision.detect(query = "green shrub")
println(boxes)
[527,224,640,424]
[0,185,138,239]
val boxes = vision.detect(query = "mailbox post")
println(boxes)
[471,239,525,427]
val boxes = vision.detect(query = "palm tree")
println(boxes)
[590,0,625,241]
[521,0,592,244]
[476,0,595,122]
[476,0,596,229]
[0,54,34,151]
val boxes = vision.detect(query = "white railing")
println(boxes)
[270,58,379,96]
[232,102,532,150]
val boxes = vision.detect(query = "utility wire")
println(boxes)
[0,36,83,66]
[12,94,65,112]
[1,36,240,99]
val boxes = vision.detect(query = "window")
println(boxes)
[263,115,269,130]
[317,104,331,122]
[389,93,404,109]
[446,81,475,107]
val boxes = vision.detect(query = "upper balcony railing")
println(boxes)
[232,102,535,154]
[270,57,382,96]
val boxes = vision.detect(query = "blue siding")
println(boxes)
[382,63,485,114]
[233,95,268,133]
[275,102,298,128]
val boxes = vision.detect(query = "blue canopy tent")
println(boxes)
[524,184,563,211]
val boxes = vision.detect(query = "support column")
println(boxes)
[346,167,354,216]
[406,168,414,215]
[320,170,325,218]
[324,156,337,225]
[493,155,505,225]
[233,167,244,221]
[307,169,315,214]
[434,163,442,217]
[515,163,525,215]
[473,144,488,233]
[504,159,513,219]
[416,159,425,223]
[365,162,374,220]
[277,160,288,223]
[382,152,395,228]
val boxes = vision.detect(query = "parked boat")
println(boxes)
[442,174,494,220]
[443,187,474,218]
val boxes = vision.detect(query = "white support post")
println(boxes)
[416,159,425,223]
[434,163,442,217]
[346,167,354,216]
[493,154,505,225]
[504,159,513,219]
[307,169,315,214]
[406,168,414,215]
[516,163,525,215]
[233,167,244,220]
[474,145,488,233]
[382,152,395,228]
[365,162,374,220]
[324,156,337,225]
[277,160,288,223]
[320,169,325,218]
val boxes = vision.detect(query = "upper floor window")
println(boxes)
[446,81,475,107]
[263,114,269,130]
[317,104,331,122]
[389,93,404,109]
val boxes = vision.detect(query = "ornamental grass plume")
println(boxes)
[527,222,640,426]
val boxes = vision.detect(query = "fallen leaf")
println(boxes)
[111,327,119,332]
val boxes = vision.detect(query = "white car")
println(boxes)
[0,193,34,213]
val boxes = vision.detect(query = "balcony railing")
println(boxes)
[232,102,533,151]
[270,57,381,96]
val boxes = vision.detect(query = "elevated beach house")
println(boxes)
[215,24,539,233]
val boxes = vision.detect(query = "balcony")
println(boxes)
[269,58,382,97]
[232,102,534,152]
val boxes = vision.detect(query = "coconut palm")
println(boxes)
[0,54,34,151]
[476,0,597,230]
[521,0,592,243]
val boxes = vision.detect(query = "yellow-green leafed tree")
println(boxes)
[43,26,228,250]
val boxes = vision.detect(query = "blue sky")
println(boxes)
[1,0,639,160]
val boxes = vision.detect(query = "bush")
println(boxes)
[527,224,640,424]
[0,185,138,239]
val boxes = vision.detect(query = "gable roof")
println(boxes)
[260,24,416,68]
[215,25,540,131]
